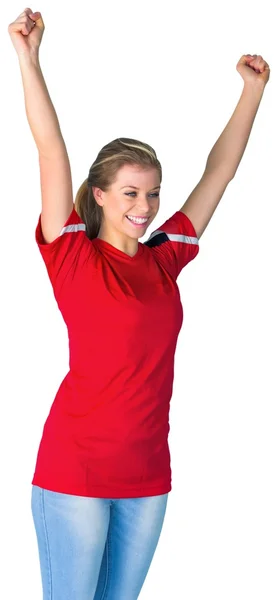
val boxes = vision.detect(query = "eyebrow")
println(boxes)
[120,185,161,190]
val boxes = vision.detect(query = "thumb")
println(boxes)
[29,10,44,28]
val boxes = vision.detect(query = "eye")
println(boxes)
[125,192,160,197]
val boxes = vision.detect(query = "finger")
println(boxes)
[17,8,31,17]
[21,19,34,36]
[31,12,42,20]
[23,7,34,16]
[26,10,44,28]
[9,15,34,35]
[250,55,263,64]
[247,55,262,73]
[252,57,266,73]
[19,8,37,23]
[246,54,260,68]
[27,13,36,26]
[239,54,270,75]
[257,59,266,73]
[15,8,33,20]
[240,54,256,66]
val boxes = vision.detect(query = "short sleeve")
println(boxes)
[144,210,199,280]
[35,205,94,293]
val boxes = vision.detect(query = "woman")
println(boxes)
[8,7,270,600]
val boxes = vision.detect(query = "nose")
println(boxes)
[136,195,153,214]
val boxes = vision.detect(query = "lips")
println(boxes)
[126,215,149,227]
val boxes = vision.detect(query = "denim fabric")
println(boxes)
[31,485,168,599]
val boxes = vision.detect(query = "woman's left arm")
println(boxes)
[180,54,270,239]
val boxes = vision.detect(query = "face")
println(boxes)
[93,164,160,246]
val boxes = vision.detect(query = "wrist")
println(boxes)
[18,49,40,69]
[243,79,266,96]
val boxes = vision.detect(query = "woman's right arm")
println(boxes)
[8,9,74,244]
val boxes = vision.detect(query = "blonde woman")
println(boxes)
[8,7,270,600]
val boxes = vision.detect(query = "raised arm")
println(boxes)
[180,54,270,240]
[8,8,74,244]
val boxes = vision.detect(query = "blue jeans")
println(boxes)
[31,485,169,599]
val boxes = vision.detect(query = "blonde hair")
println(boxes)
[75,137,162,239]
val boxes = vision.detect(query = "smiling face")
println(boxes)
[92,163,161,254]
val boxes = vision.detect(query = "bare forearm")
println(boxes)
[206,82,265,178]
[18,51,66,157]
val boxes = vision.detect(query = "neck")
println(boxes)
[97,227,139,257]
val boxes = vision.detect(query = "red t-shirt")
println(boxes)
[32,206,199,498]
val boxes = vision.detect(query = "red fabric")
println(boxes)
[32,207,199,498]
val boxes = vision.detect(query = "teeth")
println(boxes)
[127,216,148,224]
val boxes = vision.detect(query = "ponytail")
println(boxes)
[75,177,103,240]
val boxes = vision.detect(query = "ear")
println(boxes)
[92,186,104,207]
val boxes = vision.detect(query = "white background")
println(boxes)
[1,0,277,598]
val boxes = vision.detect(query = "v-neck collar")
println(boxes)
[93,237,144,261]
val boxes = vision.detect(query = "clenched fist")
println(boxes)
[8,7,44,57]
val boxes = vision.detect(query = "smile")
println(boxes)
[126,215,149,225]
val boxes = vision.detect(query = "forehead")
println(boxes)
[115,164,160,187]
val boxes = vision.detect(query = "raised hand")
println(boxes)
[8,7,44,57]
[236,54,270,87]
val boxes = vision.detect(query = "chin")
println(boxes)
[127,230,144,240]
